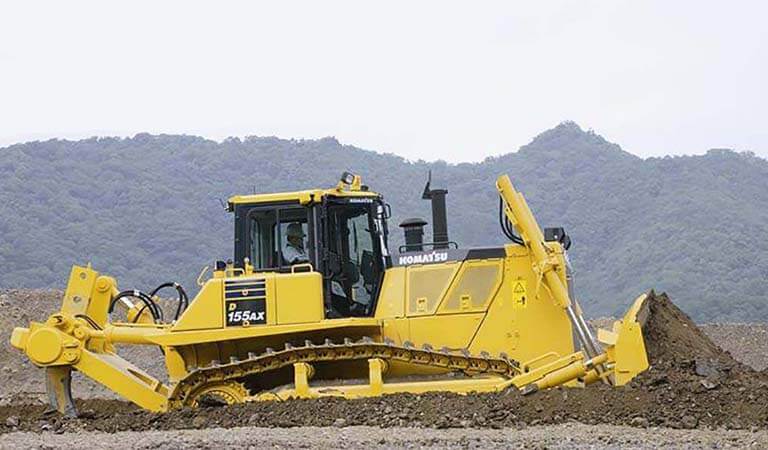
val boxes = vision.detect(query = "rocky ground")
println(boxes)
[1,289,767,449]
[3,423,768,449]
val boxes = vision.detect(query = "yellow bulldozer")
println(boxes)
[10,173,649,416]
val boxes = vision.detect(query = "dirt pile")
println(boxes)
[1,291,766,435]
[643,292,732,363]
[619,292,768,429]
[636,292,766,388]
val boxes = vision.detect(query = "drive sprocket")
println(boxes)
[184,380,249,407]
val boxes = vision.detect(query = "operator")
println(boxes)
[283,222,309,264]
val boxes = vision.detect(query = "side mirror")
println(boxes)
[376,203,392,219]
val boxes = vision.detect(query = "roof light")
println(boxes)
[340,171,355,185]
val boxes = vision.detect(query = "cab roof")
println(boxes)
[227,174,380,209]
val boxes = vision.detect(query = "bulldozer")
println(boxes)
[10,173,649,416]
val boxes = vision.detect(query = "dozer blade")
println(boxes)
[597,292,651,386]
[514,292,651,394]
[46,366,77,417]
[627,291,651,328]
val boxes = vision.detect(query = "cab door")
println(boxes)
[319,197,386,317]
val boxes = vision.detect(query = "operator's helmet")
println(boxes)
[287,222,306,238]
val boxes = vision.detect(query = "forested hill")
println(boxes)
[1,122,766,321]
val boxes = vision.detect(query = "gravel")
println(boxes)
[2,424,767,449]
[701,323,768,371]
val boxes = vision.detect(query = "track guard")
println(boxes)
[46,366,77,417]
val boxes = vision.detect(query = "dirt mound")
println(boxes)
[643,292,731,363]
[637,292,764,388]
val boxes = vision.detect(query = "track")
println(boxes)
[171,337,521,407]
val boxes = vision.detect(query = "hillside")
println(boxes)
[0,122,766,321]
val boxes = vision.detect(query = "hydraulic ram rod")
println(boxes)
[495,175,609,379]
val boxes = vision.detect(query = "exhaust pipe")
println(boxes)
[422,171,449,249]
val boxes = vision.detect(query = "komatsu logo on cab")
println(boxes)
[398,251,449,265]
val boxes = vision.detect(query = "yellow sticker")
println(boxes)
[512,280,527,309]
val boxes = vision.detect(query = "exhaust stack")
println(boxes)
[422,171,449,249]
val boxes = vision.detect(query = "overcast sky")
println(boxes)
[1,1,766,162]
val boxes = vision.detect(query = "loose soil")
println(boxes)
[4,424,768,449]
[1,291,767,436]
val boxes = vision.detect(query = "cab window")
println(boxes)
[247,207,310,270]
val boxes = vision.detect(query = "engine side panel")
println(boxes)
[468,244,574,367]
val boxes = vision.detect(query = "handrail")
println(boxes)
[195,265,210,287]
[290,263,314,273]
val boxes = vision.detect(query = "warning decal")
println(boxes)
[512,280,527,309]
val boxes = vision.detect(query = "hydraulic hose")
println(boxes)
[74,314,103,330]
[148,282,189,321]
[499,196,524,245]
[108,290,162,323]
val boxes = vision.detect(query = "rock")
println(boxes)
[79,409,96,419]
[630,416,649,428]
[191,415,208,428]
[333,418,347,427]
[435,417,450,429]
[700,379,718,390]
[681,415,698,428]
[695,359,723,379]
[5,415,19,427]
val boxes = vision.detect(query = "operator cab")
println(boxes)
[228,173,391,319]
